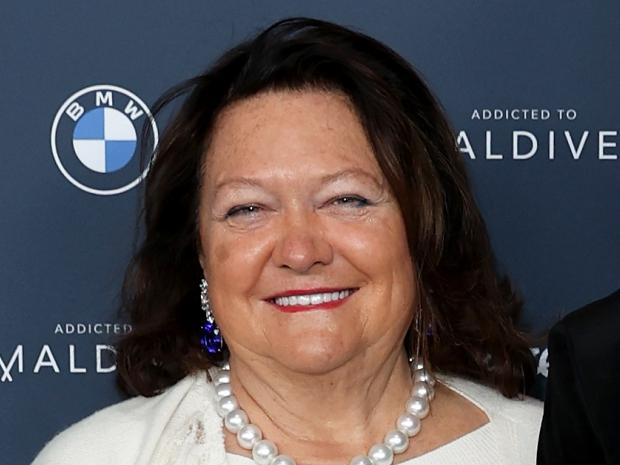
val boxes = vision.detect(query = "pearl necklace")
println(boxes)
[211,360,436,465]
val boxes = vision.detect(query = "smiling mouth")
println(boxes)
[266,288,358,312]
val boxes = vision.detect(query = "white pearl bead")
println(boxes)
[237,424,263,449]
[252,439,278,465]
[224,408,248,433]
[384,429,409,454]
[396,412,421,437]
[411,381,434,400]
[349,455,374,465]
[213,369,231,385]
[216,395,239,417]
[215,382,233,398]
[368,443,394,465]
[271,455,296,465]
[413,368,435,387]
[406,395,429,419]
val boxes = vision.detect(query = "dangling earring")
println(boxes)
[410,304,436,390]
[200,278,224,355]
[409,305,423,368]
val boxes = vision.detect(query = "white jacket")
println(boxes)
[31,369,543,465]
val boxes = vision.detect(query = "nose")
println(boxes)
[271,209,334,273]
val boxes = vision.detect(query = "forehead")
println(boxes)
[202,89,383,187]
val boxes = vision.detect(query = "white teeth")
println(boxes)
[273,289,354,307]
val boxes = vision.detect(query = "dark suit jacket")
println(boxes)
[537,288,620,465]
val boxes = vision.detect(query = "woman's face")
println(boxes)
[198,89,416,374]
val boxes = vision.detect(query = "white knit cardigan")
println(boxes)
[31,368,543,465]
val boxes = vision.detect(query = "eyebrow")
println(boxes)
[319,168,384,188]
[213,168,384,197]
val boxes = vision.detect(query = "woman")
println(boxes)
[32,17,542,465]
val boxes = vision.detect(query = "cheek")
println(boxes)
[334,212,410,272]
[215,243,231,264]
[201,227,269,338]
[203,225,270,292]
[332,213,414,320]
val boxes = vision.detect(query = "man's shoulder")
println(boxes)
[560,288,620,333]
[31,373,203,465]
[552,288,620,357]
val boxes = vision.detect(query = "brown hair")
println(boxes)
[114,17,535,398]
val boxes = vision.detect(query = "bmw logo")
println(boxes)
[51,84,158,195]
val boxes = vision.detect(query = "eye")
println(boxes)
[330,195,370,208]
[225,204,263,218]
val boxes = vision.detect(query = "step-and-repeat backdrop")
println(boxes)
[2,2,619,464]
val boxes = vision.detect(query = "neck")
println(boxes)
[225,347,414,464]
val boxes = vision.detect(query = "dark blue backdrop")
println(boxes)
[1,2,618,464]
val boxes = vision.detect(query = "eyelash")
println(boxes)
[330,195,370,208]
[225,204,262,218]
[224,195,371,218]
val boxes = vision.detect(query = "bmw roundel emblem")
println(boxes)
[51,84,158,195]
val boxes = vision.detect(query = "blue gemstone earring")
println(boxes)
[200,278,223,354]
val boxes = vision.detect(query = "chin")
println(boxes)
[272,334,355,375]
